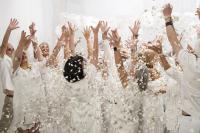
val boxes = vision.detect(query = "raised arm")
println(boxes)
[83,26,93,61]
[163,4,182,55]
[0,19,19,58]
[109,29,128,88]
[13,31,30,72]
[100,21,110,79]
[91,21,101,68]
[129,21,140,78]
[29,23,43,61]
[47,27,65,67]
[63,26,70,60]
[68,22,77,56]
[147,36,171,70]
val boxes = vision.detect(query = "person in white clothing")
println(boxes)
[0,19,32,132]
[147,4,200,132]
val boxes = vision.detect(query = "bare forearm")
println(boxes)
[0,28,12,57]
[47,41,62,66]
[114,49,128,88]
[130,51,137,78]
[165,20,181,55]
[159,54,171,70]
[130,40,137,78]
[13,43,24,72]
[64,44,70,60]
[92,34,99,67]
[92,34,99,68]
[69,34,75,55]
[86,39,93,60]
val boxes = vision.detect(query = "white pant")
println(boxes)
[179,116,200,133]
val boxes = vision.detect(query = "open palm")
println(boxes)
[8,18,19,30]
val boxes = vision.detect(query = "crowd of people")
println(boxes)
[0,3,200,133]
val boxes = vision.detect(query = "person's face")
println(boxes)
[6,43,14,57]
[39,43,49,58]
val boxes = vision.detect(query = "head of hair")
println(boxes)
[63,55,85,83]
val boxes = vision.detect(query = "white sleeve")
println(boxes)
[102,40,112,62]
[86,63,97,82]
[0,60,15,91]
[165,67,182,82]
[178,49,200,73]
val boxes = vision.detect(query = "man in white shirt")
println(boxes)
[0,19,19,132]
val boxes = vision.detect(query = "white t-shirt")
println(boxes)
[10,63,47,131]
[62,63,101,133]
[170,49,200,117]
[0,55,15,92]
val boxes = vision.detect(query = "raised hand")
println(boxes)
[82,26,91,40]
[19,31,31,48]
[29,22,37,36]
[100,21,110,40]
[91,21,101,35]
[129,20,140,38]
[68,22,77,35]
[108,29,121,47]
[59,25,67,41]
[147,36,163,54]
[163,3,173,17]
[8,18,19,30]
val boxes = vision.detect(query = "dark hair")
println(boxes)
[63,55,85,83]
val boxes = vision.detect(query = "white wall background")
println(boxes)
[0,0,200,49]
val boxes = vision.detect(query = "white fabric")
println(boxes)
[9,63,47,132]
[194,39,200,57]
[165,67,182,131]
[142,77,166,133]
[0,57,3,116]
[165,51,200,133]
[110,82,139,133]
[179,116,200,133]
[0,55,15,92]
[177,49,200,117]
[62,63,101,133]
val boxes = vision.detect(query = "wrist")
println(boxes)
[7,27,12,32]
[113,46,120,52]
[165,16,172,22]
[132,34,139,39]
[131,48,136,53]
[86,38,90,42]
